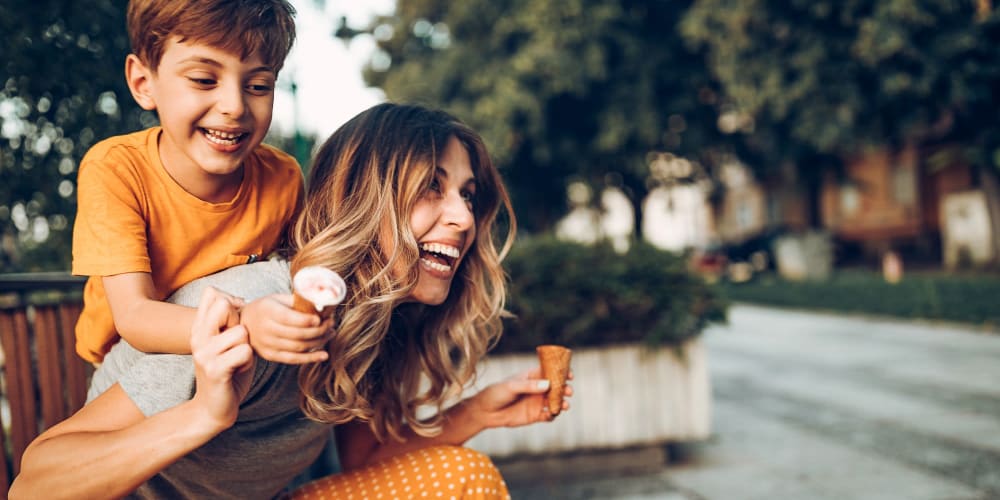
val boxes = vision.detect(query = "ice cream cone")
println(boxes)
[536,344,572,416]
[292,291,328,317]
[291,266,347,319]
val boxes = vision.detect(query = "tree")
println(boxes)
[358,0,726,236]
[1,0,150,272]
[681,0,1000,230]
[0,1,314,273]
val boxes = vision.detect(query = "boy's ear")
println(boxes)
[125,54,157,111]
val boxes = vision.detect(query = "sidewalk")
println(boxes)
[498,445,698,499]
[496,305,1000,500]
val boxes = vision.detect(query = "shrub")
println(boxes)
[722,270,1000,326]
[494,237,728,354]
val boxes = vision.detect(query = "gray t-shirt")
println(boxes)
[87,259,330,499]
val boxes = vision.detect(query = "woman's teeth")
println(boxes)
[421,258,452,272]
[419,243,460,273]
[419,243,460,258]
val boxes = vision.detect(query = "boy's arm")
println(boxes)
[103,272,212,354]
[10,288,252,499]
[105,270,327,360]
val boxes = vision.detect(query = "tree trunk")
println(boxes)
[617,173,648,243]
[800,167,826,229]
[978,166,1000,263]
[630,192,645,242]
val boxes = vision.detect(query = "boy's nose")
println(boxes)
[216,83,246,117]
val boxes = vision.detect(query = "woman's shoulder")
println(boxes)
[169,259,292,307]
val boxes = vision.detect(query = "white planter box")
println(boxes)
[465,339,711,458]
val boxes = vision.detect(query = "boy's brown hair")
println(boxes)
[127,0,296,73]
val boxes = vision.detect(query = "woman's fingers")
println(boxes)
[192,288,239,346]
[213,341,255,374]
[507,377,551,394]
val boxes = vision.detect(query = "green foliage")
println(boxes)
[0,1,313,273]
[1,0,153,272]
[359,0,1000,238]
[263,130,317,175]
[682,0,1000,169]
[363,0,724,235]
[723,270,1000,326]
[494,237,728,354]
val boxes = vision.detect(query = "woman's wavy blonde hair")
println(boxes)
[290,103,516,442]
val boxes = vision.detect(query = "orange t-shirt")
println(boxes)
[72,127,304,362]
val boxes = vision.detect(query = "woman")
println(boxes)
[10,103,569,499]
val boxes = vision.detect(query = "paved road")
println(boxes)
[501,304,1000,499]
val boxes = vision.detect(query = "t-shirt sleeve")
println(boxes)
[72,157,152,277]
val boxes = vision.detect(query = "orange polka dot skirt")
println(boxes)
[291,445,510,500]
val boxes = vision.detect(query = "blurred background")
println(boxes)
[6,0,1000,303]
[3,0,1000,498]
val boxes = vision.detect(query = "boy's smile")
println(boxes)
[127,37,276,202]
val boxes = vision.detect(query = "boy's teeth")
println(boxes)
[419,243,460,258]
[204,128,243,145]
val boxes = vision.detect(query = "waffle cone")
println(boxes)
[292,292,331,319]
[536,345,572,416]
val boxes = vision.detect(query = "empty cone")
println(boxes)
[536,344,572,416]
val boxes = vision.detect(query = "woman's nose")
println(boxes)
[442,192,474,229]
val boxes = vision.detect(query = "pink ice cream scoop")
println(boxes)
[291,266,347,318]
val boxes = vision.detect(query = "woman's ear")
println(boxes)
[125,54,157,111]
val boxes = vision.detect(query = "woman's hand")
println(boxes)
[465,367,574,429]
[190,287,256,432]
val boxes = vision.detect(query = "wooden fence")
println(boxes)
[0,273,90,493]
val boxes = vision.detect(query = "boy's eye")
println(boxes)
[246,82,275,95]
[189,77,216,86]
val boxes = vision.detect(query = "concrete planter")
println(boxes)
[465,339,711,458]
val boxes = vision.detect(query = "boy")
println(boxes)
[72,0,328,364]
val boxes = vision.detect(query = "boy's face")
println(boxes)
[127,37,276,190]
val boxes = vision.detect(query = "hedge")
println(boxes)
[721,270,1000,327]
[493,237,728,354]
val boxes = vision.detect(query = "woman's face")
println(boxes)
[406,136,478,305]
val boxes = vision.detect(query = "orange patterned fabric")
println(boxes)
[291,446,510,500]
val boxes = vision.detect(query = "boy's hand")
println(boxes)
[190,287,255,432]
[240,294,331,364]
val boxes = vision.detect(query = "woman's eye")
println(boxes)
[462,190,476,206]
[427,178,442,193]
